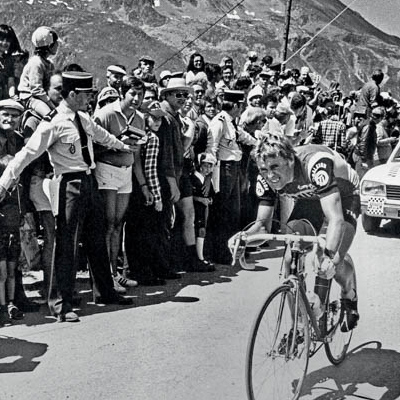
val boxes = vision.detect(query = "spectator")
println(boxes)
[127,100,177,285]
[158,70,171,89]
[357,69,384,117]
[373,106,397,164]
[204,62,221,94]
[242,50,258,75]
[185,52,207,85]
[133,55,157,84]
[18,26,59,118]
[216,65,234,90]
[207,89,256,264]
[106,65,126,93]
[298,66,314,87]
[143,83,159,102]
[191,152,216,267]
[0,25,18,100]
[159,77,212,272]
[0,99,25,326]
[193,95,217,163]
[93,75,146,293]
[353,106,379,179]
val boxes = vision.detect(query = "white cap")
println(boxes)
[106,65,126,77]
[247,85,263,101]
[31,26,57,48]
[198,152,217,166]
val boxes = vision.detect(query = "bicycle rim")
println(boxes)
[324,279,353,365]
[246,285,310,400]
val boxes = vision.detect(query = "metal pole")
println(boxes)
[282,0,293,68]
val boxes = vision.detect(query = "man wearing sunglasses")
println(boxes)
[159,78,214,272]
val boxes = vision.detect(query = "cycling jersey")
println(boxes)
[256,144,359,206]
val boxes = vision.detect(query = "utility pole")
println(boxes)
[281,0,293,68]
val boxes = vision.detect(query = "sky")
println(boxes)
[341,0,400,38]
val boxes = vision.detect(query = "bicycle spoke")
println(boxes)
[246,285,310,400]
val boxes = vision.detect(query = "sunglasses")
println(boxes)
[174,92,189,99]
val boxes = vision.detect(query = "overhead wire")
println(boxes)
[282,0,360,65]
[156,0,246,70]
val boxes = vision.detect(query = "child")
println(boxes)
[0,154,24,325]
[191,152,217,267]
[18,26,59,119]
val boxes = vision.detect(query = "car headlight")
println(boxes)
[361,180,386,196]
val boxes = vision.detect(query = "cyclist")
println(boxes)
[243,133,360,332]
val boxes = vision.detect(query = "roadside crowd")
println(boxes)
[0,23,398,324]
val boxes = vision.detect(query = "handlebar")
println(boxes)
[230,231,326,269]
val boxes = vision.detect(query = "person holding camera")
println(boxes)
[93,75,149,292]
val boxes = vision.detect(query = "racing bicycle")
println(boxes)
[231,230,354,400]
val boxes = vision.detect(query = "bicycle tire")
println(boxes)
[324,278,353,365]
[246,284,310,400]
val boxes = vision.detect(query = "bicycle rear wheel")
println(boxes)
[246,284,310,400]
[324,278,353,365]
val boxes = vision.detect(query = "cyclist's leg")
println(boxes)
[331,195,360,331]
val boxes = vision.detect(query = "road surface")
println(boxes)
[0,218,399,400]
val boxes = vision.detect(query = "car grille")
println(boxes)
[386,185,400,200]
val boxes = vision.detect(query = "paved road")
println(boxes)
[0,219,399,400]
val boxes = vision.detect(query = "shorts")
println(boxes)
[94,161,132,194]
[29,175,52,212]
[288,194,360,232]
[0,230,20,262]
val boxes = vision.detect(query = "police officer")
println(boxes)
[0,71,135,322]
[207,90,257,264]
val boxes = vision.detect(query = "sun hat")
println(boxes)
[0,99,24,114]
[159,78,193,96]
[97,87,119,105]
[31,26,57,48]
[159,70,172,81]
[141,100,166,117]
[247,85,264,101]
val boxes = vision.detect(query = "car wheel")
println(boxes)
[362,213,381,232]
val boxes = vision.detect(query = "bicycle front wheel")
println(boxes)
[324,278,353,365]
[246,284,310,400]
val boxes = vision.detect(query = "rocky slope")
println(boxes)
[2,0,400,95]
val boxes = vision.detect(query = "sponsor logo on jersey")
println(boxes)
[311,161,329,188]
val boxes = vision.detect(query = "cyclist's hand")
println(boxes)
[316,256,336,280]
[228,233,241,254]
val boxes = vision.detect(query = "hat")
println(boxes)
[300,66,310,75]
[198,152,217,166]
[353,106,367,117]
[159,70,172,81]
[159,78,192,96]
[106,65,126,76]
[97,87,119,104]
[0,99,24,114]
[31,26,57,48]
[275,102,291,115]
[170,71,184,79]
[139,55,155,65]
[296,85,310,93]
[141,100,166,117]
[223,89,245,103]
[247,86,263,101]
[62,71,93,92]
[248,50,258,59]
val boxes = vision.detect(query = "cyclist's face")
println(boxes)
[258,156,294,190]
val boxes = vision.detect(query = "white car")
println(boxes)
[360,140,400,232]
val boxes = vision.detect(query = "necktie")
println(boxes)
[75,113,92,167]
